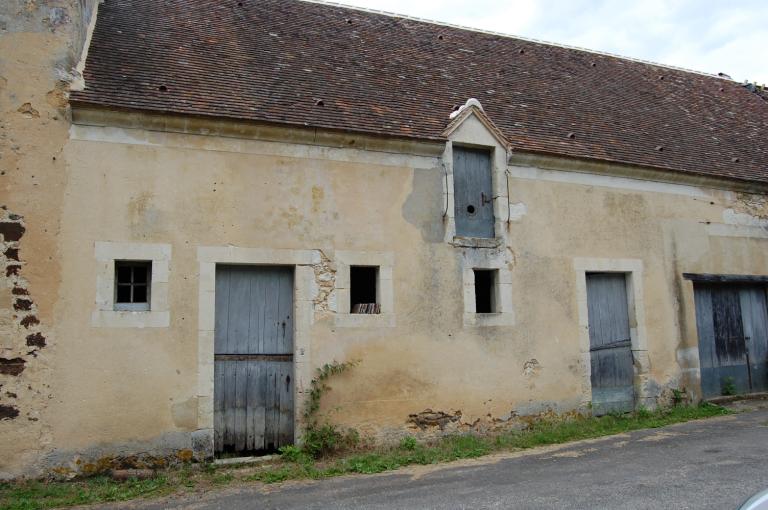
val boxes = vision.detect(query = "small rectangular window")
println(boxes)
[350,266,380,314]
[114,261,151,311]
[474,269,497,313]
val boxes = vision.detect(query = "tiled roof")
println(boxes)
[70,0,768,184]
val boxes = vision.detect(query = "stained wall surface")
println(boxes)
[0,0,99,479]
[3,111,762,476]
[2,2,768,479]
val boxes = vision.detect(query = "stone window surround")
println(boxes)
[573,257,651,409]
[441,112,513,246]
[195,246,318,448]
[334,250,395,328]
[462,262,515,327]
[92,241,171,328]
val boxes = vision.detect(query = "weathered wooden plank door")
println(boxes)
[694,283,768,398]
[214,265,294,455]
[453,146,494,238]
[586,273,635,415]
[740,286,768,393]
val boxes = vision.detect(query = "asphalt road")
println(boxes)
[108,407,768,510]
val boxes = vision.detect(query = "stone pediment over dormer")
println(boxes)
[440,98,519,248]
[442,99,510,151]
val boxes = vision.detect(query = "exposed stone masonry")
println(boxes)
[734,193,768,221]
[0,208,49,425]
[312,250,336,314]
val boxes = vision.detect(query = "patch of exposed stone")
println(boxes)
[407,408,522,436]
[0,207,49,426]
[402,406,595,441]
[733,192,768,221]
[312,250,336,314]
[50,449,196,479]
[0,404,20,421]
[407,409,463,431]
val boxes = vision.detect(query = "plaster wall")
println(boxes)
[0,112,760,477]
[0,0,99,479]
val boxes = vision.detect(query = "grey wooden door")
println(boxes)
[586,273,635,415]
[694,284,768,398]
[214,265,294,455]
[453,146,494,238]
[740,286,768,393]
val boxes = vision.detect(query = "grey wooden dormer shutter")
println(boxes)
[453,146,495,238]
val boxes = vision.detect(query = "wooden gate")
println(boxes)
[453,146,494,238]
[214,265,294,455]
[694,283,768,398]
[586,273,635,415]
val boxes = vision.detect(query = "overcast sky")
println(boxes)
[332,0,767,84]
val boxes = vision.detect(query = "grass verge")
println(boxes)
[0,403,729,510]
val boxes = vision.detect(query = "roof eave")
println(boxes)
[69,101,447,157]
[510,149,768,194]
[69,101,768,193]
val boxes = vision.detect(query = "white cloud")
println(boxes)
[331,0,768,83]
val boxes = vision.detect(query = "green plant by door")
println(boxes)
[721,376,737,396]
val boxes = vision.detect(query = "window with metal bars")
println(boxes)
[114,261,151,311]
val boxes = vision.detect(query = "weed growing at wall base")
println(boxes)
[722,376,737,396]
[300,359,360,458]
[0,403,730,510]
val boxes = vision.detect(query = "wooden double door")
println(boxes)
[694,283,768,398]
[213,265,294,455]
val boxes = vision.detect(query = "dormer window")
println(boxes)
[453,146,495,238]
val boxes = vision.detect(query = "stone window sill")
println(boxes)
[334,313,396,328]
[463,312,515,327]
[91,310,170,328]
[451,236,502,249]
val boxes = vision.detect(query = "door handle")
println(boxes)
[481,192,493,205]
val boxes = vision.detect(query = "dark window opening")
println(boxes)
[474,269,497,313]
[115,260,151,311]
[350,266,379,314]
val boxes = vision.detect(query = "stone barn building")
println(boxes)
[1,0,767,477]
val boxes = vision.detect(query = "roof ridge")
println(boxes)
[299,0,733,82]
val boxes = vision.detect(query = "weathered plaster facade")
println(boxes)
[2,1,768,480]
[4,103,767,477]
[0,0,99,479]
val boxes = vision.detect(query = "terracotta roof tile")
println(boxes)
[70,0,768,184]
